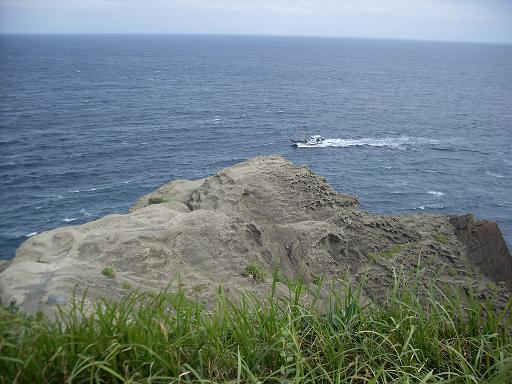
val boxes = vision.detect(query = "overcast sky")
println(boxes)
[1,0,511,43]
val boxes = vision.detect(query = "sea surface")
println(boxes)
[1,34,511,260]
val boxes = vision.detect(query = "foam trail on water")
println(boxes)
[486,171,506,179]
[294,136,438,148]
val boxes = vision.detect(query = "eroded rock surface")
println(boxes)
[1,155,511,314]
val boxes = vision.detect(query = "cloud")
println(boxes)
[1,0,511,42]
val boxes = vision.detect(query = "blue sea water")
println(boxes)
[1,34,511,260]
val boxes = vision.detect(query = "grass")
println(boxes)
[241,263,268,282]
[121,281,133,290]
[1,277,511,383]
[147,196,167,205]
[101,267,115,278]
[275,271,300,288]
[434,233,451,244]
[368,243,409,261]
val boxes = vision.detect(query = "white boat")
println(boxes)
[291,135,325,146]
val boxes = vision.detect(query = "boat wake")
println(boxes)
[294,136,438,148]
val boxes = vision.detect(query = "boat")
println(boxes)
[291,135,325,146]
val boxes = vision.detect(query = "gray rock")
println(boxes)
[46,294,67,306]
[0,155,510,314]
[0,260,10,273]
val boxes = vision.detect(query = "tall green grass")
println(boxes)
[1,273,511,383]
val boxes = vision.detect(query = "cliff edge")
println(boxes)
[1,155,511,314]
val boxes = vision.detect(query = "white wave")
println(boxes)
[26,232,38,237]
[294,136,434,149]
[80,209,92,216]
[62,218,78,222]
[427,191,445,196]
[42,194,63,199]
[416,204,445,210]
[35,206,42,210]
[87,188,97,191]
[69,190,80,193]
[486,171,506,179]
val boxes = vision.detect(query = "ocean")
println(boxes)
[1,34,511,259]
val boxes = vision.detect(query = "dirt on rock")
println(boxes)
[1,155,511,314]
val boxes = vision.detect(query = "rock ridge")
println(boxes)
[1,155,511,314]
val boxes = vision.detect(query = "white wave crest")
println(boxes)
[427,191,445,196]
[416,204,445,210]
[486,171,506,179]
[294,136,436,148]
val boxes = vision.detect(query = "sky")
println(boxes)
[1,0,511,44]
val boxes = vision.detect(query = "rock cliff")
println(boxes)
[1,156,511,314]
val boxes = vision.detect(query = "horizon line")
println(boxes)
[1,32,511,46]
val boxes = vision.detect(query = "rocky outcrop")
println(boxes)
[450,214,512,290]
[1,156,510,314]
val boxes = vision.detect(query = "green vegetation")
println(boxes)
[311,274,323,286]
[487,281,498,291]
[434,233,451,244]
[1,278,511,383]
[121,281,133,290]
[275,270,287,284]
[275,271,299,288]
[241,263,267,282]
[368,243,409,261]
[101,267,115,278]
[147,196,167,205]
